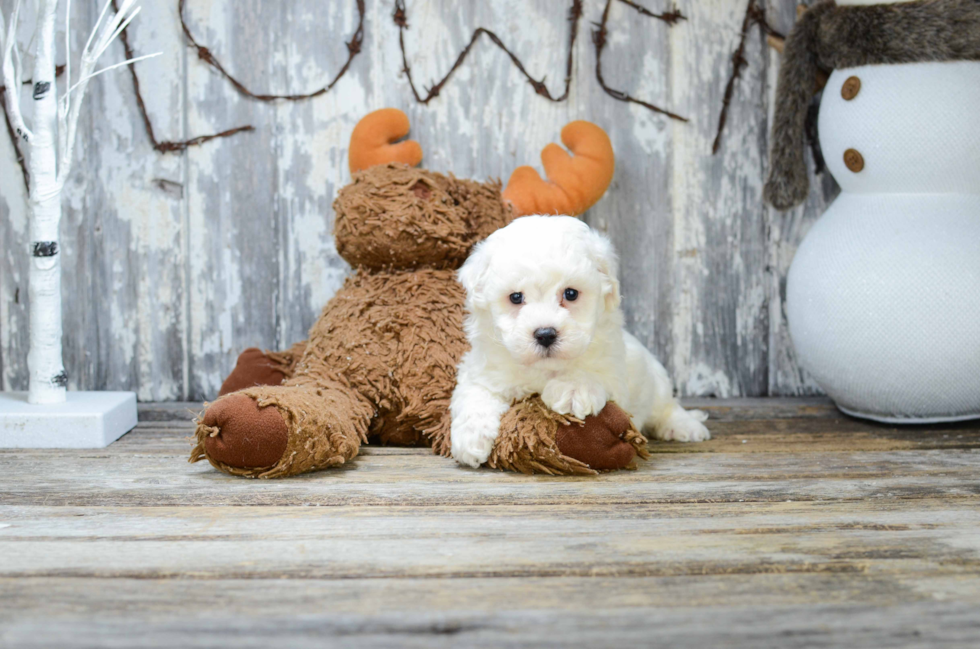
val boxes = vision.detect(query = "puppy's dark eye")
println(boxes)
[509,292,524,305]
[563,288,579,302]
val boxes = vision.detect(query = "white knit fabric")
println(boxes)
[819,62,980,194]
[788,62,980,422]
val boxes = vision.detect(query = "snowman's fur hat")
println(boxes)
[765,0,980,210]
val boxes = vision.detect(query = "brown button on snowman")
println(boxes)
[765,0,980,423]
[840,76,861,101]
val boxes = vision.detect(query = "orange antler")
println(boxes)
[502,121,615,216]
[348,108,424,174]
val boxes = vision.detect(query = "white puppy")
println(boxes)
[450,215,710,468]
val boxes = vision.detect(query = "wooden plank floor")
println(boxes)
[2,399,979,648]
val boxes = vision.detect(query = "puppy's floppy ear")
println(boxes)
[585,228,621,311]
[457,239,493,309]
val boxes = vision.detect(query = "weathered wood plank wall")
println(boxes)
[0,0,838,401]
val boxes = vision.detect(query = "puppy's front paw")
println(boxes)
[451,420,498,468]
[654,408,711,442]
[542,380,607,420]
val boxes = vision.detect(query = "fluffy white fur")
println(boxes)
[451,215,710,468]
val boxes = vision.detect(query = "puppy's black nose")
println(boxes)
[534,327,558,348]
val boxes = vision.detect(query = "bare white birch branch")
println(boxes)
[58,0,157,189]
[1,0,32,143]
[83,0,115,55]
[62,0,70,133]
[64,51,159,96]
[26,0,65,404]
[9,0,155,402]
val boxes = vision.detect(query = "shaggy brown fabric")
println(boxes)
[190,378,373,479]
[300,268,468,447]
[482,398,649,476]
[263,340,308,380]
[193,268,468,478]
[334,164,512,270]
[765,0,980,209]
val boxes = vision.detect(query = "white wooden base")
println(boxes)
[0,392,137,448]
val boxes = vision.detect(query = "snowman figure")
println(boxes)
[765,0,980,422]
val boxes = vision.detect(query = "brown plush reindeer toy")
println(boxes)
[190,109,646,478]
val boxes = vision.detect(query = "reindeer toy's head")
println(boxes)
[332,109,615,270]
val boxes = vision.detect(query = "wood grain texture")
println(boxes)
[0,0,34,394]
[61,0,188,401]
[2,600,978,649]
[581,0,675,373]
[2,0,839,399]
[763,0,840,396]
[667,0,770,398]
[184,0,282,400]
[3,499,980,575]
[0,399,979,647]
